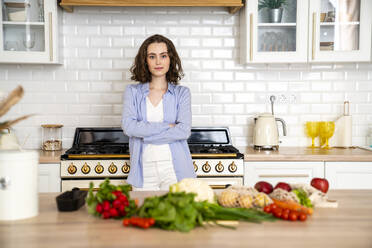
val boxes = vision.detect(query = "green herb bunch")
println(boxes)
[293,189,313,208]
[138,192,276,232]
[258,0,287,10]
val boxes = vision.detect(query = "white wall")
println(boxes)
[0,6,371,149]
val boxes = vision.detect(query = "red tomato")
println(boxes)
[270,204,278,211]
[148,218,155,226]
[299,213,307,221]
[123,218,130,226]
[263,205,271,213]
[273,208,283,218]
[281,212,289,220]
[282,208,290,216]
[289,212,298,221]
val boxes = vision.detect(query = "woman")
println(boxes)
[121,34,196,190]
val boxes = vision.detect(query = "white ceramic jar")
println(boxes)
[0,150,39,220]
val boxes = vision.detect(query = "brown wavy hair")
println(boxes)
[130,34,184,85]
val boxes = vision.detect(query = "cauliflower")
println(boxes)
[169,178,215,203]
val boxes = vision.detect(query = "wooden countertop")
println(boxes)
[37,146,372,164]
[243,147,372,162]
[1,190,371,248]
[38,149,65,163]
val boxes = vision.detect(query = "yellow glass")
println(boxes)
[319,121,335,149]
[305,122,320,148]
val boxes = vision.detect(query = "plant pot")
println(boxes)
[0,150,39,220]
[268,8,283,23]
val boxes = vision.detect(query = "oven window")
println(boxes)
[188,130,229,144]
[78,131,129,144]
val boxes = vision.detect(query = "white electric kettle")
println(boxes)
[253,113,287,150]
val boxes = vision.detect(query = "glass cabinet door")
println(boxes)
[310,0,371,62]
[0,0,56,63]
[241,0,308,63]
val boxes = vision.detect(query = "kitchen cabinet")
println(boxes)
[0,0,60,64]
[38,163,61,192]
[244,161,324,186]
[240,0,372,63]
[325,162,372,189]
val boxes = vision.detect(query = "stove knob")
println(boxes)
[215,161,224,173]
[109,163,117,174]
[121,163,130,174]
[81,163,91,174]
[95,163,104,174]
[193,161,198,172]
[67,163,77,174]
[228,161,237,173]
[202,162,211,173]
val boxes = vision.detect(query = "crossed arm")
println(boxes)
[121,85,192,144]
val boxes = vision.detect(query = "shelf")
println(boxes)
[59,0,244,14]
[2,21,45,26]
[258,23,296,27]
[320,22,360,26]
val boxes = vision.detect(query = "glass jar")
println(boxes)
[41,124,63,151]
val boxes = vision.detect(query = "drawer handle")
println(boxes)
[259,174,309,178]
[249,13,253,61]
[209,184,232,189]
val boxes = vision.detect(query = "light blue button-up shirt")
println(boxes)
[121,82,196,188]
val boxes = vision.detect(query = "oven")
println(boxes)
[60,127,244,191]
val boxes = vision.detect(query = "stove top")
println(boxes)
[61,127,243,160]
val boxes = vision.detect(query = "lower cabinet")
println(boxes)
[244,161,324,187]
[38,163,61,192]
[325,162,372,189]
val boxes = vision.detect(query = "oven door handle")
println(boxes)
[78,186,133,191]
[209,184,232,190]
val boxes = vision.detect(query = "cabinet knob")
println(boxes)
[81,163,91,174]
[215,161,224,173]
[121,163,130,174]
[202,161,211,173]
[109,163,117,174]
[228,162,237,173]
[95,162,104,174]
[193,161,198,172]
[67,163,77,174]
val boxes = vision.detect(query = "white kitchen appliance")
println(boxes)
[253,113,287,150]
[0,150,39,220]
[60,127,244,191]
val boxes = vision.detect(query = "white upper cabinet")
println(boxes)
[0,0,60,64]
[240,0,372,63]
[309,0,371,62]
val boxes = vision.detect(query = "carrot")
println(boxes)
[272,199,313,215]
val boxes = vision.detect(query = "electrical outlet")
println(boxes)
[269,94,297,104]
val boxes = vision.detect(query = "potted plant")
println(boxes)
[258,0,287,23]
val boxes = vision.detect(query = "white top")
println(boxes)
[142,96,172,162]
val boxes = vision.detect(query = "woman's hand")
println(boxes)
[169,123,176,128]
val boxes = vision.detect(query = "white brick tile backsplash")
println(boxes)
[201,104,223,114]
[235,72,255,81]
[322,71,345,80]
[213,71,233,81]
[212,49,232,58]
[180,38,200,47]
[301,72,321,80]
[300,93,321,103]
[235,93,255,103]
[267,82,288,91]
[202,82,223,92]
[321,93,345,103]
[224,104,245,114]
[0,6,371,148]
[346,71,369,80]
[90,37,111,48]
[223,82,244,92]
[212,93,234,103]
[311,81,332,91]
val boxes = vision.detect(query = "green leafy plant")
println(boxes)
[258,0,287,10]
[0,86,32,132]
